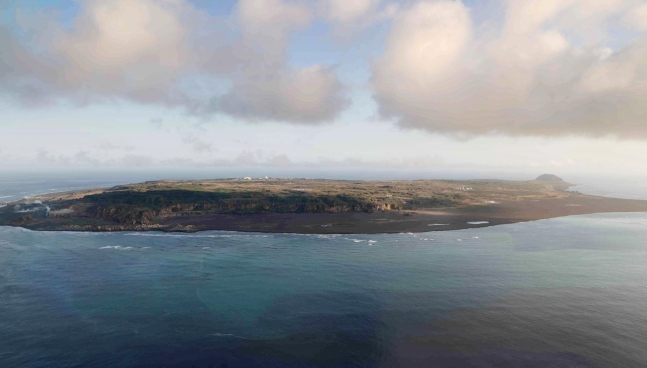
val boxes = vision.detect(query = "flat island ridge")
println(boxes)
[2,175,646,234]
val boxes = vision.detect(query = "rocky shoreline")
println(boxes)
[3,177,646,234]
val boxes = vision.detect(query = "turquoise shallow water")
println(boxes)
[2,172,647,367]
[1,212,647,367]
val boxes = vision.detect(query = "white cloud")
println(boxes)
[219,65,348,123]
[120,154,154,167]
[181,134,213,153]
[624,2,647,30]
[60,0,188,70]
[373,1,472,99]
[1,0,646,139]
[98,142,135,151]
[319,0,399,32]
[237,0,311,51]
[0,0,347,123]
[321,0,380,23]
[208,0,348,123]
[372,0,647,138]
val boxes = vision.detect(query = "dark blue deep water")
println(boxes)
[1,172,647,367]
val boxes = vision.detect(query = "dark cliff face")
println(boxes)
[74,189,419,225]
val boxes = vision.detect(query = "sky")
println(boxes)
[1,0,646,179]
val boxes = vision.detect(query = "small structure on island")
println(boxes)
[243,177,252,180]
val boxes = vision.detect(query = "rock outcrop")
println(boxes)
[535,174,564,182]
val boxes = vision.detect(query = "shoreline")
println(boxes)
[5,194,647,235]
[2,210,646,236]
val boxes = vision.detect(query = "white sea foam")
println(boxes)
[368,240,377,243]
[467,221,489,225]
[15,208,45,213]
[0,195,12,199]
[100,246,133,250]
[59,231,107,236]
[428,223,449,226]
[125,233,236,238]
[345,238,366,243]
[316,234,340,239]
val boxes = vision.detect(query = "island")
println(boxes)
[1,175,646,234]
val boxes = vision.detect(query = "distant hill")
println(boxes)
[535,174,564,182]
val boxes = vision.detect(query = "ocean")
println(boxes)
[1,172,646,367]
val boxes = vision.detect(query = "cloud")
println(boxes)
[150,117,164,128]
[59,0,189,71]
[318,155,444,168]
[265,154,293,166]
[16,148,442,169]
[321,0,380,23]
[206,0,349,123]
[237,0,312,52]
[31,150,152,167]
[120,154,153,167]
[181,134,213,152]
[2,0,646,138]
[1,0,194,107]
[159,151,294,167]
[98,142,135,151]
[159,152,443,169]
[0,0,347,123]
[625,2,647,31]
[32,150,104,166]
[372,0,647,138]
[217,65,349,123]
[318,0,399,35]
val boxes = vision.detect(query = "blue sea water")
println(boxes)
[1,172,647,367]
